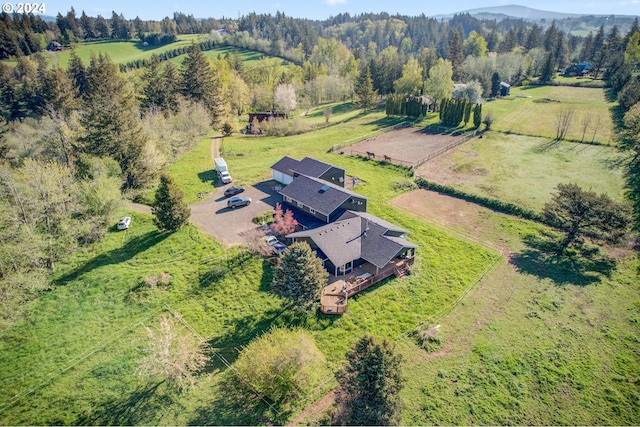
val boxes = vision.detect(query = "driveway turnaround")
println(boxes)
[189,181,281,246]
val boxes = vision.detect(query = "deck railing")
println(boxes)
[320,256,414,314]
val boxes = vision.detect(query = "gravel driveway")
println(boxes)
[189,180,282,246]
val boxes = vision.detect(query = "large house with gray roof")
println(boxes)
[287,210,417,277]
[270,156,417,314]
[270,156,416,277]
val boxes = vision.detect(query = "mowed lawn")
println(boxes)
[417,131,627,212]
[483,85,616,144]
[54,35,205,68]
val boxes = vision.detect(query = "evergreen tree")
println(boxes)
[448,30,464,81]
[272,241,328,312]
[181,42,223,125]
[142,54,168,111]
[80,53,153,188]
[543,183,630,253]
[490,72,501,97]
[354,65,377,111]
[334,335,404,426]
[539,52,556,84]
[67,51,87,97]
[152,174,190,232]
[473,103,482,129]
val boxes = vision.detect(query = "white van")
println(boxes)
[214,157,232,184]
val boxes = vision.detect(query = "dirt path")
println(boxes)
[43,50,59,69]
[211,136,221,160]
[288,389,336,426]
[127,202,152,214]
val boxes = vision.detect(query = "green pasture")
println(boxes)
[434,131,627,211]
[165,44,283,68]
[0,158,496,424]
[1,105,637,425]
[53,35,205,68]
[483,85,616,144]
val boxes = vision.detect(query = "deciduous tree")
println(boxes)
[138,314,208,392]
[273,83,297,114]
[232,327,327,405]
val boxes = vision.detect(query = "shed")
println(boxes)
[500,82,511,97]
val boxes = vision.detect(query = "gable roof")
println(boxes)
[279,175,366,216]
[270,156,341,179]
[271,156,302,176]
[287,210,417,269]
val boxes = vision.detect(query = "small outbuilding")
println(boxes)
[500,82,511,97]
[47,41,63,51]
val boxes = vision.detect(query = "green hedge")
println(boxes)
[415,177,545,223]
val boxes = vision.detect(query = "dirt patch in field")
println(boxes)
[346,127,467,166]
[414,144,483,187]
[288,389,336,426]
[389,188,515,254]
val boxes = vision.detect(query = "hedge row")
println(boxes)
[119,39,218,72]
[415,177,545,223]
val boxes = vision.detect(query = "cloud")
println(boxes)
[325,0,348,5]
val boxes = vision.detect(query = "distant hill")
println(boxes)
[432,4,636,21]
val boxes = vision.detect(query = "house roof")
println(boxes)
[270,156,341,178]
[279,175,366,216]
[271,156,301,176]
[287,210,417,269]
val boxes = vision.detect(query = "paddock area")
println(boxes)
[347,127,473,168]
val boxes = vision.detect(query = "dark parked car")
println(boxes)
[224,185,245,197]
[227,196,252,209]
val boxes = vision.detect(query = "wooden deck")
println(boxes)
[320,257,414,314]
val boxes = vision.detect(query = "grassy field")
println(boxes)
[417,131,627,212]
[53,35,205,68]
[386,190,639,425]
[0,98,637,425]
[483,85,616,144]
[0,108,498,424]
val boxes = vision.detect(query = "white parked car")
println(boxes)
[117,216,131,230]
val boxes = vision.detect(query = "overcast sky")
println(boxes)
[43,0,639,21]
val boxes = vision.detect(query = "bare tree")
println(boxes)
[555,107,576,141]
[138,314,208,392]
[590,115,602,143]
[244,228,274,257]
[323,107,332,124]
[580,113,591,143]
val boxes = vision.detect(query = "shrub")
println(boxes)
[231,328,328,406]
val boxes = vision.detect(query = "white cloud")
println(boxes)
[325,0,348,5]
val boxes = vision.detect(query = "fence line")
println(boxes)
[163,303,282,417]
[0,307,164,415]
[349,150,415,168]
[330,120,413,152]
[413,130,476,168]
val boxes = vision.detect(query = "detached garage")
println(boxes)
[271,156,299,185]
